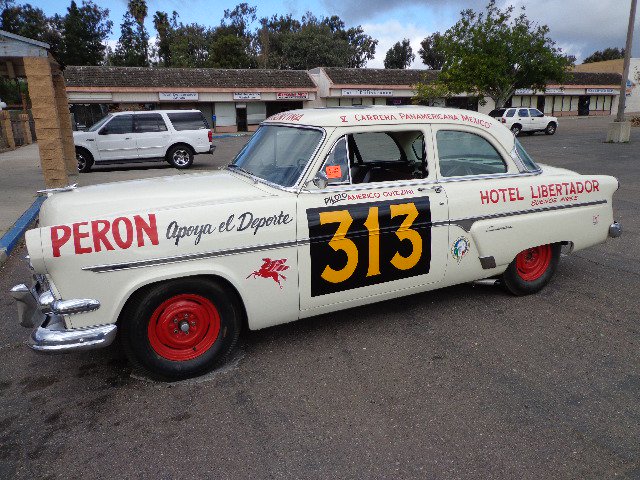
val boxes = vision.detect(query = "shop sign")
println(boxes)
[342,89,393,97]
[545,88,564,94]
[277,92,309,100]
[159,92,199,101]
[586,88,615,94]
[234,92,261,100]
[514,88,535,95]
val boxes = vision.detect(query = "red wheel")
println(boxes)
[147,294,221,361]
[502,243,561,296]
[121,278,242,380]
[515,245,552,281]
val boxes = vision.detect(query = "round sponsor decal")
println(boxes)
[451,236,470,263]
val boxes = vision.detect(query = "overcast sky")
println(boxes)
[33,0,640,68]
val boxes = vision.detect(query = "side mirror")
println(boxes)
[310,170,328,189]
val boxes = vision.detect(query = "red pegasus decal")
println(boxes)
[247,258,290,288]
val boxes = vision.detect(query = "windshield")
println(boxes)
[515,139,540,171]
[230,125,323,187]
[87,114,112,132]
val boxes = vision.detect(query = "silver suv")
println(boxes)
[73,110,214,172]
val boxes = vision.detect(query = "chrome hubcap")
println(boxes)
[77,154,86,170]
[173,149,190,166]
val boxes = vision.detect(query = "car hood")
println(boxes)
[39,170,274,226]
[72,130,93,140]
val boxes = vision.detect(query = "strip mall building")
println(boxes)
[64,66,623,132]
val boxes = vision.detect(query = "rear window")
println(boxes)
[167,112,209,131]
[505,109,516,117]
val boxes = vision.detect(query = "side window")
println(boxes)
[505,109,515,117]
[518,108,529,117]
[350,131,419,184]
[436,130,507,177]
[320,136,350,185]
[167,112,209,131]
[529,109,543,117]
[135,114,168,133]
[100,115,133,135]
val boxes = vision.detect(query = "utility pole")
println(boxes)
[608,0,637,142]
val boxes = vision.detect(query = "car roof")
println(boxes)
[264,105,514,149]
[111,110,201,115]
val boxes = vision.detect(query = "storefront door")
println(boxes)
[236,107,248,131]
[537,96,545,112]
[578,96,590,116]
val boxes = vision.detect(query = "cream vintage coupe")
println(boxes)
[10,106,621,380]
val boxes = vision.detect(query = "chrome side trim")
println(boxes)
[84,199,608,273]
[451,199,608,232]
[84,239,302,273]
[36,184,77,196]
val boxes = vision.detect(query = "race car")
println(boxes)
[10,106,621,380]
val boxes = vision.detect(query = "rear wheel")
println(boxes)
[76,148,93,173]
[120,277,242,380]
[510,124,522,136]
[166,145,194,169]
[502,243,561,295]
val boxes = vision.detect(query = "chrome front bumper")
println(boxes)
[9,277,116,353]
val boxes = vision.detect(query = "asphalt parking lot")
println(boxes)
[0,116,638,479]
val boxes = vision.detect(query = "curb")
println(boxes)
[0,196,46,266]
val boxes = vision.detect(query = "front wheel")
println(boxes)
[501,243,561,296]
[545,122,557,135]
[166,145,194,169]
[120,277,242,380]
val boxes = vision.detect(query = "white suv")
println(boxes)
[489,107,558,136]
[73,110,214,172]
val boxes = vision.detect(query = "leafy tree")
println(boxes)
[112,0,149,66]
[413,81,453,106]
[0,1,62,58]
[415,1,572,108]
[418,32,445,70]
[384,38,414,69]
[165,23,211,68]
[583,47,625,64]
[254,11,377,69]
[58,1,112,66]
[345,26,377,68]
[153,10,178,66]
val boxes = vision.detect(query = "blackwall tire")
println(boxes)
[167,145,194,169]
[76,148,93,173]
[510,124,522,136]
[545,122,557,135]
[120,277,242,381]
[502,243,561,296]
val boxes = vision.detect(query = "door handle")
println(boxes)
[125,137,131,140]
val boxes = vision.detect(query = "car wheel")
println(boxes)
[501,243,561,296]
[76,148,93,173]
[120,277,242,381]
[510,124,522,136]
[545,122,557,135]
[167,145,194,169]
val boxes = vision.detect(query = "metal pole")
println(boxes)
[616,0,638,122]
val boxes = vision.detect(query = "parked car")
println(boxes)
[73,110,214,172]
[11,106,620,380]
[488,107,558,136]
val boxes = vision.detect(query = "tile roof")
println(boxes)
[561,71,622,85]
[321,67,438,85]
[64,66,317,89]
